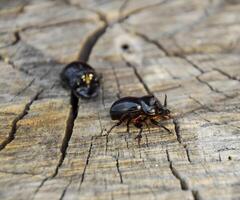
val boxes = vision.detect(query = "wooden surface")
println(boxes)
[0,0,240,199]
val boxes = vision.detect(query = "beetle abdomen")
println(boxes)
[110,98,141,120]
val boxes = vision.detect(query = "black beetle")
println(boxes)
[107,95,172,142]
[60,61,101,99]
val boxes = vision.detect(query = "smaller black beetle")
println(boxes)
[107,95,172,142]
[60,61,101,99]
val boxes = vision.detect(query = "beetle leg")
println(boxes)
[150,119,172,134]
[144,121,151,135]
[133,121,144,145]
[105,120,123,136]
[126,118,132,135]
[105,114,130,136]
[135,127,143,146]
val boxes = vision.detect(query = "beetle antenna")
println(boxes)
[164,94,167,107]
[156,98,162,107]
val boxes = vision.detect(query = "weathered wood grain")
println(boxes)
[0,0,240,200]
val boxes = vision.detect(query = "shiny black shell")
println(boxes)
[60,61,95,88]
[110,97,142,120]
[60,61,100,99]
[110,95,158,120]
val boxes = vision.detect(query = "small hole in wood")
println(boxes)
[121,44,129,51]
[228,156,232,160]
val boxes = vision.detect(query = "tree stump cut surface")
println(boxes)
[0,0,240,200]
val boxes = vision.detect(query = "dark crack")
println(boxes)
[105,134,109,155]
[20,18,98,32]
[214,68,240,82]
[170,162,189,190]
[59,177,73,200]
[196,76,229,98]
[166,150,188,190]
[118,0,129,19]
[166,150,200,200]
[0,31,21,49]
[12,31,21,46]
[173,116,192,163]
[0,89,43,151]
[118,0,170,23]
[52,92,79,179]
[100,77,106,109]
[124,59,151,95]
[218,152,222,162]
[180,56,205,74]
[34,177,49,197]
[0,170,38,176]
[10,79,35,102]
[97,112,104,136]
[192,190,203,200]
[185,146,191,163]
[167,0,225,37]
[189,96,214,112]
[7,59,31,76]
[77,12,108,61]
[79,136,94,190]
[173,118,182,144]
[36,9,109,192]
[130,31,170,56]
[112,65,121,98]
[115,151,123,183]
[124,136,129,149]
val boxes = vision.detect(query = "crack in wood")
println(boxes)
[115,151,123,184]
[118,0,170,24]
[34,177,49,197]
[12,31,21,46]
[124,136,129,149]
[0,89,43,151]
[10,78,36,101]
[112,65,121,98]
[79,136,94,190]
[0,31,21,49]
[166,149,188,190]
[59,177,73,200]
[118,0,129,19]
[101,79,106,109]
[127,30,170,56]
[192,190,203,200]
[214,68,240,82]
[52,92,79,179]
[36,9,110,192]
[180,56,205,74]
[196,76,230,98]
[173,118,182,144]
[173,116,193,163]
[218,152,222,162]
[166,149,201,200]
[168,0,225,38]
[97,112,104,136]
[189,96,214,112]
[124,59,151,95]
[0,170,38,176]
[105,134,109,155]
[185,146,191,163]
[7,59,31,76]
[77,11,108,61]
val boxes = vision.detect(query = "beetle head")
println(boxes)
[73,72,101,99]
[155,95,171,119]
